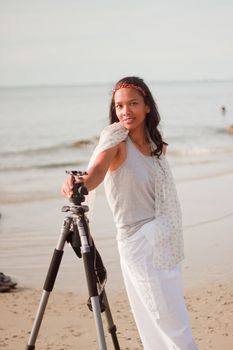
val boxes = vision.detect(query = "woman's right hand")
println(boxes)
[61,176,74,198]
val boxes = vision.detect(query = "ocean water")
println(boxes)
[0,80,232,206]
[0,81,233,290]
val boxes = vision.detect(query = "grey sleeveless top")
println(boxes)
[104,137,156,240]
[104,136,184,269]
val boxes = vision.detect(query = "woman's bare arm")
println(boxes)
[61,144,119,197]
[81,145,119,190]
[162,143,167,155]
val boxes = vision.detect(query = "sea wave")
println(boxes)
[0,137,98,157]
[69,137,98,148]
[0,160,85,172]
[1,192,62,205]
[168,145,233,157]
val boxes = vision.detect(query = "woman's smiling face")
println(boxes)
[114,88,150,131]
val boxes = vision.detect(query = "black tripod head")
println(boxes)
[66,170,88,206]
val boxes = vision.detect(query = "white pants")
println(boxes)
[118,223,198,350]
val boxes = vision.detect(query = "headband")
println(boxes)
[112,83,146,97]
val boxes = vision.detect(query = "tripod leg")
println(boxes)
[25,217,72,350]
[102,290,121,350]
[77,217,107,350]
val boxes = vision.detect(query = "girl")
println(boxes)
[62,76,198,350]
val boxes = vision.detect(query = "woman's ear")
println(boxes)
[145,105,151,114]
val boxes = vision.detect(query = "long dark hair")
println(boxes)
[109,76,165,157]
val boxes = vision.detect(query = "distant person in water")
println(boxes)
[221,105,226,117]
[221,105,233,134]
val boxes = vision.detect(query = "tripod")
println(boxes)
[25,171,120,350]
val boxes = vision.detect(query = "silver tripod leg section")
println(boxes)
[91,296,107,350]
[27,291,50,346]
[26,217,72,349]
[78,220,107,350]
[56,217,73,250]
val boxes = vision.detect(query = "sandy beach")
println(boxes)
[1,281,233,350]
[1,170,233,349]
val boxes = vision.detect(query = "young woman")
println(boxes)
[62,76,198,350]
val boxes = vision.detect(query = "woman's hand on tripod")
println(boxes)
[61,144,119,197]
[61,174,86,197]
[61,176,74,198]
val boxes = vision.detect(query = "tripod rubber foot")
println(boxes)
[25,346,35,350]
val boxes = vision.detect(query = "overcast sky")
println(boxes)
[0,0,232,86]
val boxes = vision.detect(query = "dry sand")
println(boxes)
[1,281,233,350]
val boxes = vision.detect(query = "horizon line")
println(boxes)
[0,78,233,90]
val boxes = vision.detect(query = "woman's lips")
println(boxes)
[123,117,135,124]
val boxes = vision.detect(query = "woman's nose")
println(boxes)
[122,105,131,115]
